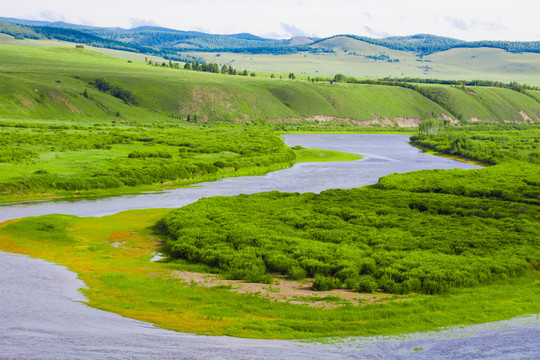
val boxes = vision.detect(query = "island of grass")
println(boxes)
[292,145,363,162]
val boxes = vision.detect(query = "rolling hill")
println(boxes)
[0,44,538,125]
[1,18,540,85]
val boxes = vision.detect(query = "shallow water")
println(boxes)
[1,134,538,359]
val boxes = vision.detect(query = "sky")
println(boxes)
[2,0,539,41]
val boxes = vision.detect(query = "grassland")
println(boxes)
[1,44,539,127]
[0,123,300,202]
[0,41,539,340]
[0,44,444,124]
[186,36,540,86]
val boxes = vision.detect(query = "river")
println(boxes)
[1,134,538,359]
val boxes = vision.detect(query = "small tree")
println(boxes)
[184,62,191,70]
[221,65,228,74]
[333,73,346,82]
[288,73,295,80]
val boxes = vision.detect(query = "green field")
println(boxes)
[0,44,449,124]
[186,36,540,86]
[1,44,539,128]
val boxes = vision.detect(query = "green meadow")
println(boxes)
[1,44,539,127]
[186,36,540,86]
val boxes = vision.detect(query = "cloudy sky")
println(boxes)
[3,0,539,41]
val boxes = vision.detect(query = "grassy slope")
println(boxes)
[417,84,540,122]
[187,37,540,86]
[3,33,540,85]
[2,44,538,125]
[0,44,453,124]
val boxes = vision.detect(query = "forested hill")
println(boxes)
[313,34,540,56]
[1,17,539,56]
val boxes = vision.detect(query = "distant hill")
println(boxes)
[313,34,540,56]
[1,17,539,58]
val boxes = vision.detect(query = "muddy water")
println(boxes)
[1,134,538,359]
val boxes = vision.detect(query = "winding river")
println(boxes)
[1,134,538,359]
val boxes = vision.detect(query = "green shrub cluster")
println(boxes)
[90,78,137,105]
[128,151,172,159]
[411,124,540,165]
[162,186,538,295]
[163,127,539,295]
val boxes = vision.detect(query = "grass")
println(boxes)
[3,33,540,86]
[0,210,537,339]
[417,84,540,122]
[0,44,445,124]
[1,43,537,127]
[0,40,538,340]
[184,36,540,86]
[293,148,362,162]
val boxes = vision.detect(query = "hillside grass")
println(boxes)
[186,37,540,86]
[0,44,450,124]
[416,84,540,122]
[1,44,538,127]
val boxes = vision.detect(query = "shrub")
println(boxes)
[357,278,378,293]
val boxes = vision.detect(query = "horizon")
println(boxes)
[2,0,539,42]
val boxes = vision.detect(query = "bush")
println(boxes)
[357,278,378,293]
[312,275,340,291]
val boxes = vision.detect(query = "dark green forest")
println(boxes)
[162,125,540,295]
